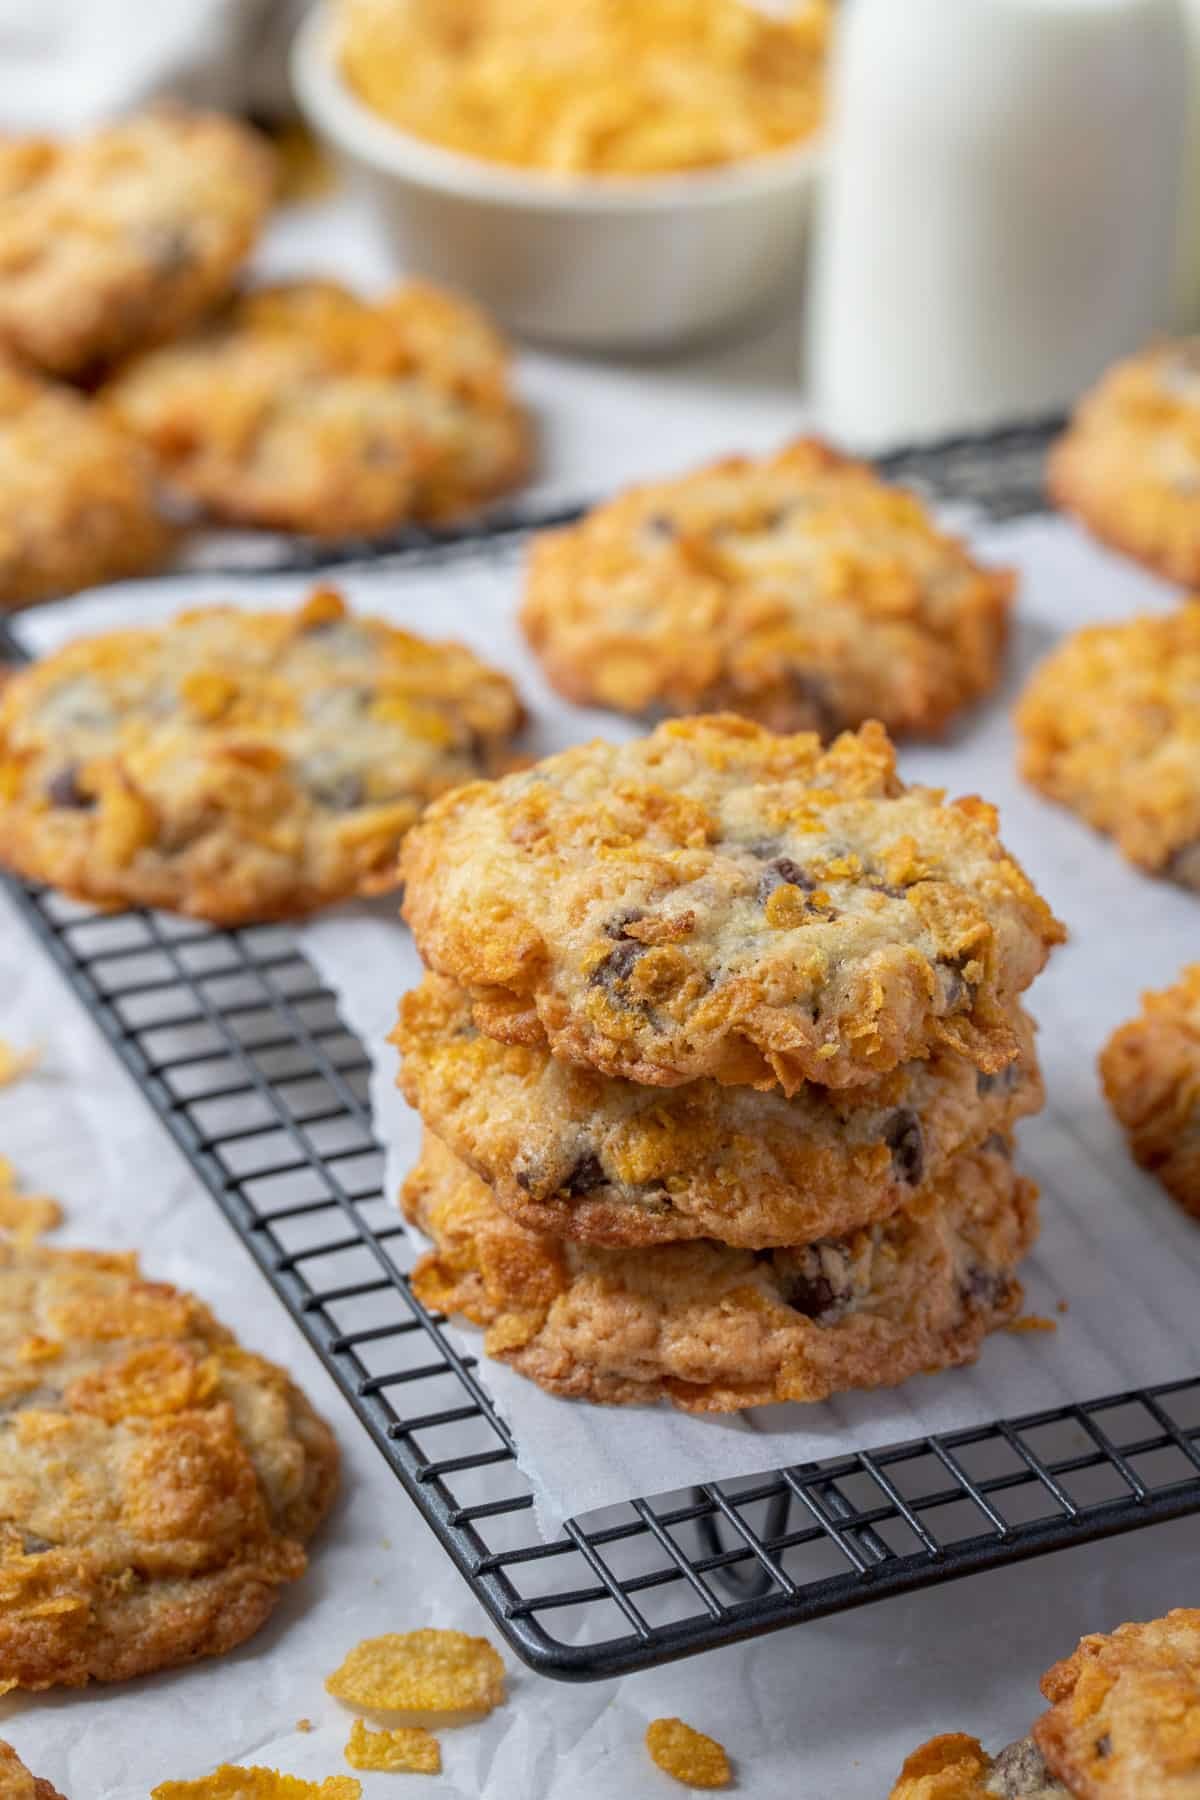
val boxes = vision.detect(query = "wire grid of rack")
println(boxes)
[4,418,1199,1683]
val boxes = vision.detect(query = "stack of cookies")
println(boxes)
[392,715,1064,1413]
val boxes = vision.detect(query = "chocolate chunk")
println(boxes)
[884,1108,925,1186]
[772,1243,851,1320]
[604,908,646,940]
[311,771,365,811]
[46,763,93,810]
[563,1153,606,1196]
[780,1268,841,1318]
[962,1265,1010,1309]
[977,1063,1019,1096]
[758,856,815,898]
[20,1532,53,1555]
[936,957,976,1010]
[589,937,647,990]
[1095,1736,1112,1760]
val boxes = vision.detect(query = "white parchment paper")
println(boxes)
[6,514,1200,1797]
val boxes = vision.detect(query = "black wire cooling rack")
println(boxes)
[4,418,1199,1683]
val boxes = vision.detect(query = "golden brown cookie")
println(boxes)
[1016,605,1200,888]
[0,106,274,380]
[0,586,523,924]
[0,359,169,608]
[402,1132,1036,1412]
[393,973,1043,1247]
[0,1241,337,1691]
[1034,1610,1200,1799]
[1100,965,1200,1219]
[0,1740,68,1800]
[1049,339,1200,584]
[522,440,1013,738]
[400,716,1064,1095]
[104,280,531,538]
[890,1734,1069,1799]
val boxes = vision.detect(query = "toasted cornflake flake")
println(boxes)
[152,1767,361,1800]
[0,1157,61,1243]
[344,1720,441,1775]
[1007,1314,1057,1333]
[325,1629,505,1717]
[645,1718,731,1789]
[0,1040,38,1086]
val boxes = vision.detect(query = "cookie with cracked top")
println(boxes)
[1049,338,1200,584]
[1100,964,1200,1220]
[0,586,523,923]
[0,1240,337,1692]
[0,360,169,608]
[400,716,1064,1095]
[1016,605,1200,891]
[394,973,1043,1247]
[0,106,274,380]
[522,438,1014,739]
[103,278,531,538]
[401,1132,1036,1412]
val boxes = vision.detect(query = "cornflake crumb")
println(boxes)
[326,1630,505,1718]
[0,1155,62,1242]
[0,1040,38,1086]
[1007,1315,1057,1334]
[296,1721,313,1735]
[1057,1298,1070,1313]
[151,1767,361,1800]
[645,1718,731,1789]
[344,1720,441,1775]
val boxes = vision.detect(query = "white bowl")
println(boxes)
[291,6,823,352]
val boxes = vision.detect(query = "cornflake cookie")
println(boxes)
[1016,605,1200,889]
[104,280,531,537]
[1048,339,1200,584]
[394,974,1043,1248]
[400,717,1064,1095]
[645,1718,731,1790]
[0,587,523,924]
[0,361,169,608]
[339,0,829,177]
[0,1241,337,1691]
[0,1740,67,1800]
[893,1610,1200,1800]
[522,441,1013,738]
[0,107,274,380]
[1100,965,1200,1219]
[1034,1610,1200,1799]
[402,1132,1036,1412]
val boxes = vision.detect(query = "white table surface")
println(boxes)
[2,179,1198,1800]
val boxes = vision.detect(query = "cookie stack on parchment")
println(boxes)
[392,715,1064,1414]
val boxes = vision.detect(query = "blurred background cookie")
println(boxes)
[0,106,275,380]
[103,279,531,538]
[1100,964,1200,1220]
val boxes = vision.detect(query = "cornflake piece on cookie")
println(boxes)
[0,107,274,380]
[104,280,530,538]
[344,1720,441,1775]
[0,1157,61,1242]
[394,974,1044,1248]
[645,1718,731,1789]
[403,1132,1036,1412]
[152,1771,360,1800]
[1100,963,1200,1219]
[401,716,1063,1094]
[1034,1609,1200,1799]
[1017,607,1200,889]
[522,439,1013,740]
[0,1242,337,1691]
[1049,338,1200,584]
[0,1739,68,1800]
[326,1630,505,1718]
[0,361,169,609]
[0,588,523,924]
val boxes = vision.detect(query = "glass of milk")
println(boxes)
[807,0,1189,449]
